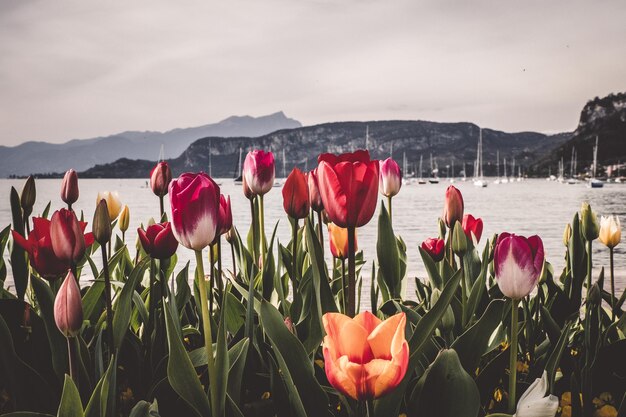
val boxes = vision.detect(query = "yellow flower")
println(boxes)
[599,215,621,248]
[593,405,618,417]
[96,191,123,220]
[118,205,130,233]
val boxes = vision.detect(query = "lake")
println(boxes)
[1,178,625,302]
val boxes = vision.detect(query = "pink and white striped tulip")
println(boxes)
[379,157,402,197]
[54,270,83,337]
[169,172,221,250]
[494,233,544,300]
[243,150,275,196]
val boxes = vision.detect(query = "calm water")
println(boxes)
[1,178,625,301]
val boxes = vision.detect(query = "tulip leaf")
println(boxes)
[10,187,28,300]
[164,298,211,417]
[215,289,229,417]
[128,400,159,417]
[377,203,402,299]
[305,218,339,315]
[82,247,125,320]
[418,246,443,290]
[227,338,249,405]
[84,354,117,417]
[259,300,331,417]
[545,321,573,393]
[57,375,84,417]
[112,257,149,350]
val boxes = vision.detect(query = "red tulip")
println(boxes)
[307,169,324,212]
[12,218,70,280]
[379,157,402,198]
[443,185,464,228]
[216,195,233,238]
[328,223,357,260]
[54,270,83,337]
[322,311,409,400]
[462,214,483,243]
[150,161,172,197]
[282,168,310,219]
[316,150,379,228]
[421,238,445,262]
[169,172,221,250]
[50,209,90,263]
[243,150,275,196]
[138,222,179,259]
[61,169,79,206]
[494,233,544,299]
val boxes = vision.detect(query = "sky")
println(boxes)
[1,0,625,146]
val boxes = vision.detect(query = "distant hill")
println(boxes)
[530,92,626,176]
[0,111,301,177]
[80,120,571,179]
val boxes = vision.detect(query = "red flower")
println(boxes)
[54,270,83,337]
[243,150,275,196]
[443,186,464,228]
[379,157,402,197]
[60,169,79,206]
[462,214,483,243]
[421,238,445,262]
[150,161,172,197]
[494,233,544,299]
[138,222,179,259]
[282,168,310,219]
[50,209,92,263]
[307,169,324,212]
[215,194,233,240]
[316,150,379,228]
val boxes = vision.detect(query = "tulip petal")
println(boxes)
[353,311,382,334]
[516,372,559,417]
[495,235,540,299]
[366,357,404,398]
[318,161,349,227]
[323,349,358,400]
[368,313,406,359]
[323,313,372,363]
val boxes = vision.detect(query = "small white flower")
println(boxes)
[514,371,558,417]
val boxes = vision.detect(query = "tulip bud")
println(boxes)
[379,158,402,198]
[137,222,179,259]
[20,175,36,218]
[451,221,467,256]
[328,223,355,259]
[284,316,297,335]
[61,169,79,207]
[50,209,87,262]
[599,215,621,249]
[225,226,235,244]
[462,214,483,243]
[54,270,83,337]
[563,223,572,247]
[580,202,599,241]
[587,282,601,306]
[443,186,464,228]
[307,170,324,212]
[494,233,545,300]
[283,168,310,219]
[96,191,123,220]
[118,205,130,233]
[93,199,112,245]
[421,238,445,262]
[215,195,233,238]
[243,150,275,196]
[150,161,172,197]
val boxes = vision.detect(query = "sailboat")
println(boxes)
[449,159,455,183]
[418,155,427,184]
[233,148,243,185]
[501,157,509,183]
[473,128,488,187]
[567,147,579,184]
[429,153,440,184]
[494,150,501,184]
[402,152,412,185]
[589,136,604,188]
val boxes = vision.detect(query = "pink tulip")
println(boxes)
[494,233,544,299]
[169,172,221,250]
[307,169,324,212]
[50,209,88,263]
[443,185,464,228]
[216,195,233,238]
[243,150,275,196]
[60,169,79,206]
[379,157,402,197]
[150,161,172,197]
[54,270,83,337]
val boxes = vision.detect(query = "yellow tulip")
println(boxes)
[599,215,621,248]
[96,191,123,220]
[118,205,130,233]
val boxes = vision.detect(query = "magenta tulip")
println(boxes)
[169,172,221,250]
[379,157,402,198]
[138,222,179,259]
[54,270,83,337]
[494,233,544,299]
[150,161,172,197]
[307,169,324,212]
[443,185,464,228]
[243,150,275,196]
[216,194,233,238]
[50,209,88,263]
[421,238,445,262]
[61,169,79,207]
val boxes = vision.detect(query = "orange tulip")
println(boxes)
[322,311,409,400]
[328,223,357,259]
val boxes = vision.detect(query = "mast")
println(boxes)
[496,150,500,179]
[365,126,369,150]
[238,148,242,178]
[209,139,212,177]
[282,148,286,177]
[419,155,423,179]
[593,135,599,178]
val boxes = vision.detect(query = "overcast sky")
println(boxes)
[1,0,625,146]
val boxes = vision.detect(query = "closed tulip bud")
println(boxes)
[322,311,409,400]
[50,209,87,262]
[328,223,356,259]
[150,161,172,197]
[138,222,179,259]
[599,215,621,249]
[61,169,79,206]
[494,233,544,300]
[421,238,445,262]
[93,200,112,245]
[587,282,602,306]
[580,202,599,241]
[443,186,464,228]
[242,175,255,200]
[243,150,275,196]
[452,221,467,256]
[118,205,130,233]
[307,169,324,212]
[54,270,83,337]
[462,214,483,243]
[378,157,402,198]
[96,191,123,220]
[283,168,310,219]
[225,226,235,244]
[563,223,572,247]
[20,175,36,217]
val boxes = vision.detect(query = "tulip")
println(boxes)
[514,371,558,417]
[451,220,468,256]
[443,185,464,228]
[169,172,221,251]
[462,214,483,243]
[283,168,310,219]
[216,195,233,238]
[328,223,356,260]
[50,209,88,263]
[599,215,621,320]
[421,238,445,262]
[92,200,112,245]
[243,150,275,196]
[61,169,79,208]
[54,270,83,338]
[20,175,36,220]
[150,161,172,197]
[322,311,409,400]
[242,175,255,200]
[379,157,402,198]
[563,223,572,247]
[96,191,123,220]
[138,222,179,260]
[580,202,599,242]
[307,169,324,213]
[119,205,130,235]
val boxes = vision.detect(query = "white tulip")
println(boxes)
[514,371,558,417]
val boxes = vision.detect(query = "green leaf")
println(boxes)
[82,246,126,320]
[112,257,149,349]
[128,400,159,417]
[84,355,117,417]
[164,299,211,417]
[215,289,229,417]
[418,246,443,290]
[57,375,84,417]
[227,338,249,404]
[545,321,573,393]
[376,203,401,298]
[10,187,28,300]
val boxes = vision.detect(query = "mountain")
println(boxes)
[0,111,301,177]
[530,92,626,176]
[81,120,571,179]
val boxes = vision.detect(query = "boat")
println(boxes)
[233,148,243,185]
[418,155,427,184]
[501,157,509,183]
[473,128,488,187]
[429,153,440,183]
[494,150,501,184]
[402,152,412,185]
[567,148,579,184]
[449,159,455,183]
[588,136,604,188]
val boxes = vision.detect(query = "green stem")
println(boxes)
[159,196,164,220]
[347,226,356,317]
[340,258,346,315]
[291,218,298,293]
[508,298,519,414]
[67,336,78,386]
[586,240,592,315]
[459,255,466,327]
[610,247,615,321]
[194,249,218,417]
[217,239,223,303]
[209,245,215,314]
[249,198,258,264]
[387,195,393,226]
[259,194,266,262]
[317,210,324,255]
[101,244,115,355]
[147,258,156,351]
[230,241,237,279]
